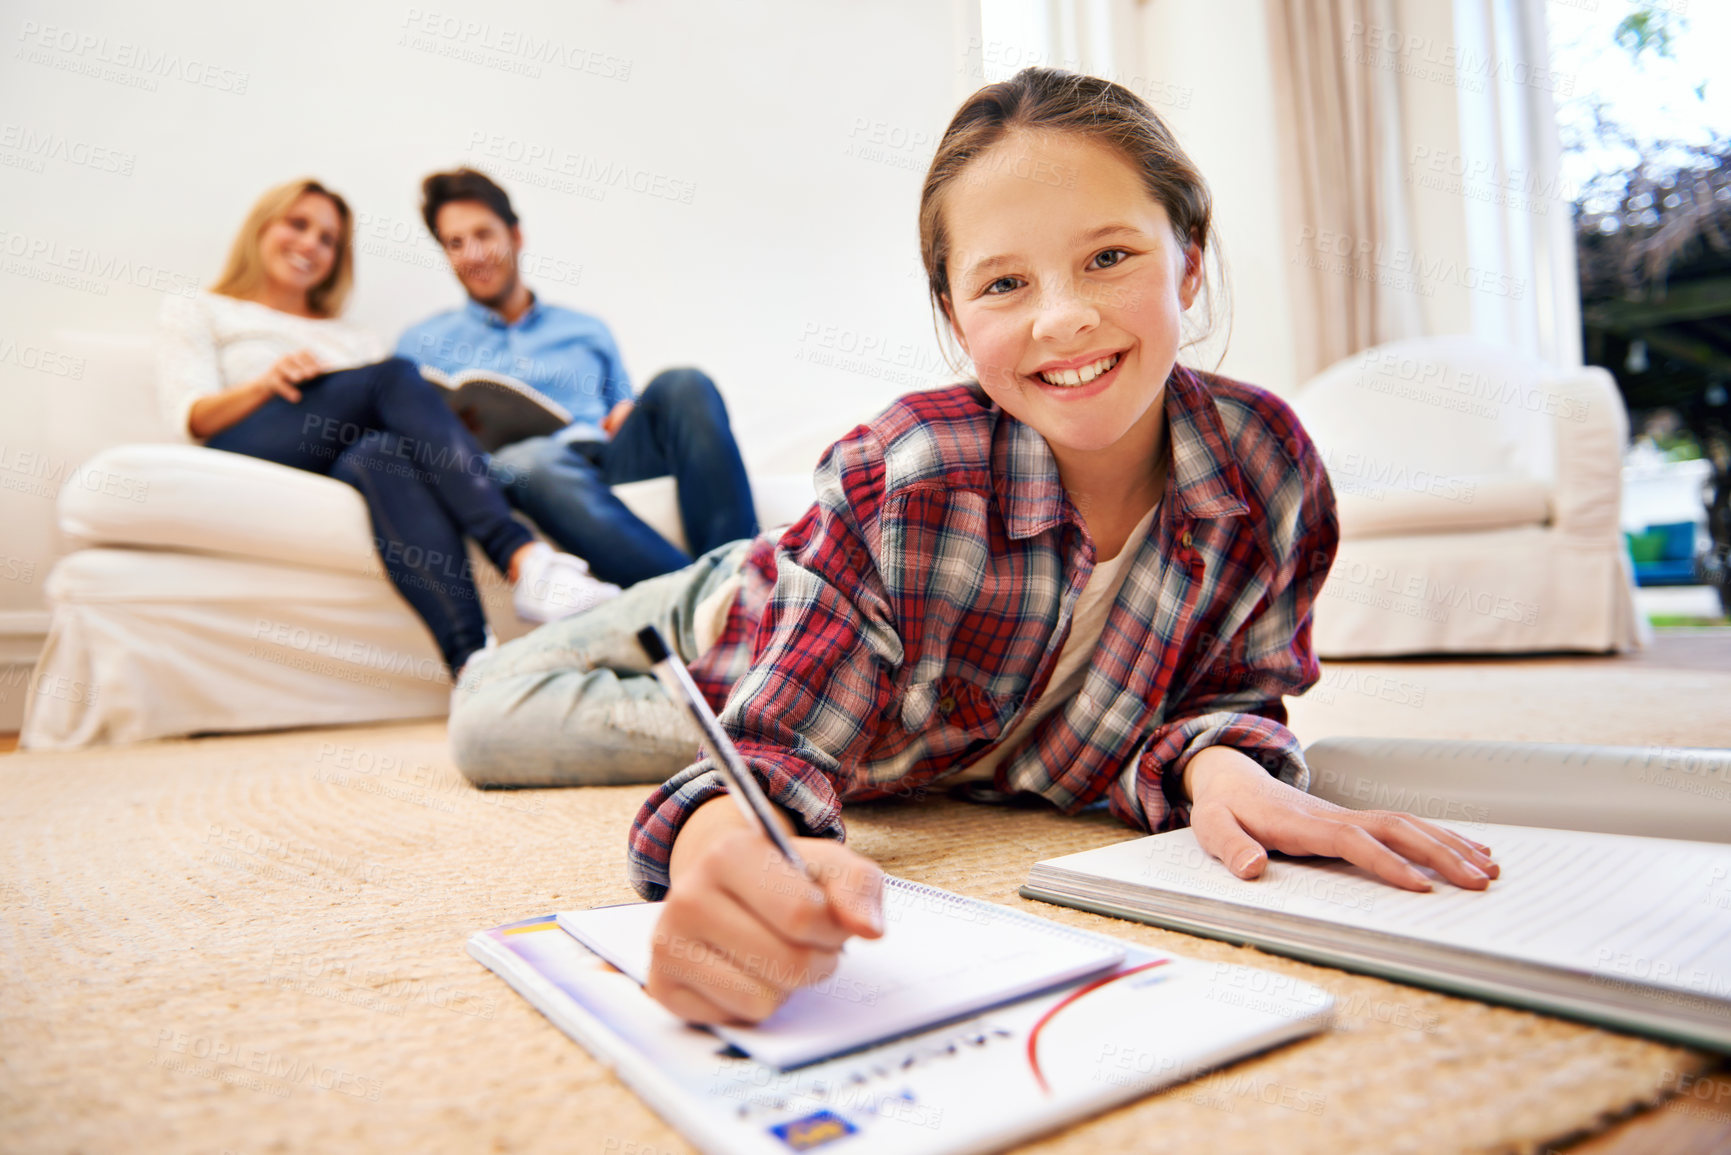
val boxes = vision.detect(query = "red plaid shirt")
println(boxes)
[629,367,1338,898]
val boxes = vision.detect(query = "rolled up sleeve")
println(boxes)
[627,428,904,899]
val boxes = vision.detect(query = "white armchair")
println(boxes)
[1288,336,1643,657]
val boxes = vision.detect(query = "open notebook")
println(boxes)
[557,876,1127,1068]
[1022,823,1731,1052]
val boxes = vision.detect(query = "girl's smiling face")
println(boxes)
[942,130,1201,479]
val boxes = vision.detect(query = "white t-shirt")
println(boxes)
[157,292,385,442]
[952,500,1162,784]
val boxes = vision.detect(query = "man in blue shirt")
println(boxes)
[397,168,757,587]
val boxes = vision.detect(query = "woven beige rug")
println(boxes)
[0,710,1717,1155]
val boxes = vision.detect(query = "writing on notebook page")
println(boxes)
[760,883,1113,1008]
[558,877,1126,1068]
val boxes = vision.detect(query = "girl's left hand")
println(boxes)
[1183,745,1499,892]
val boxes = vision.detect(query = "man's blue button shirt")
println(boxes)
[396,296,632,441]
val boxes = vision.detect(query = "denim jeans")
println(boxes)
[205,356,533,675]
[489,368,758,588]
[447,538,753,787]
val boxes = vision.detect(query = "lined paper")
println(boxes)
[559,876,1127,1068]
[1050,825,1731,1000]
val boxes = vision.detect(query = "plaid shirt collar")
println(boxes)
[991,364,1252,540]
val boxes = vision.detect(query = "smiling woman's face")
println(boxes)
[942,130,1201,477]
[257,191,341,304]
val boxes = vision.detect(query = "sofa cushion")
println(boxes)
[1332,471,1552,540]
[49,331,174,447]
[60,444,384,576]
[1291,336,1564,480]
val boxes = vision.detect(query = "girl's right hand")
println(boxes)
[251,349,327,403]
[647,817,885,1025]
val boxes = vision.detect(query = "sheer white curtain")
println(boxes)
[1266,0,1582,377]
[1451,0,1583,367]
[1267,0,1422,380]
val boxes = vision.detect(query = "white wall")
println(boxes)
[1135,0,1302,395]
[0,0,969,716]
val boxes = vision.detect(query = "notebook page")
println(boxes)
[1041,824,1731,1001]
[558,877,1126,1068]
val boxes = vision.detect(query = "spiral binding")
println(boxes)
[883,875,1122,956]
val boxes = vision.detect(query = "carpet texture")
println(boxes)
[3,639,1727,1154]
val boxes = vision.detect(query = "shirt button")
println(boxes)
[1181,530,1194,548]
[938,695,956,716]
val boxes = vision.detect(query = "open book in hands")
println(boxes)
[418,365,572,452]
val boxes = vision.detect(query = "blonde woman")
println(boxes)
[157,177,619,680]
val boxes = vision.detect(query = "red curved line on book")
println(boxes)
[1027,959,1171,1095]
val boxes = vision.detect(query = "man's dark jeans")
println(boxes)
[489,367,758,588]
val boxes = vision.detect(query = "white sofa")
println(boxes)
[21,335,830,749]
[1288,337,1644,657]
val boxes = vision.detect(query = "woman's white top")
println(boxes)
[952,499,1163,785]
[157,292,385,442]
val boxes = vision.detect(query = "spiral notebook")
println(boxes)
[557,876,1127,1068]
[469,913,1333,1155]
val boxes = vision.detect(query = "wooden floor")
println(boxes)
[1559,1068,1731,1154]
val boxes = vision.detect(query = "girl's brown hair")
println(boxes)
[211,178,355,317]
[918,67,1228,364]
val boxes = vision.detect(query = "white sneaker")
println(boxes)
[512,542,622,624]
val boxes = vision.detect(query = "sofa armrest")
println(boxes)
[65,445,819,580]
[1548,366,1628,542]
[59,444,382,576]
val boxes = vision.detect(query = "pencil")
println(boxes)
[636,625,813,879]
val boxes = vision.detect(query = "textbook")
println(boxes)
[1021,823,1731,1053]
[417,365,571,452]
[557,877,1128,1069]
[468,894,1334,1155]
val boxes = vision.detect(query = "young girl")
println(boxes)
[157,178,620,681]
[460,68,1500,1023]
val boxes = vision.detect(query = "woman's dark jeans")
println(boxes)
[206,357,532,674]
